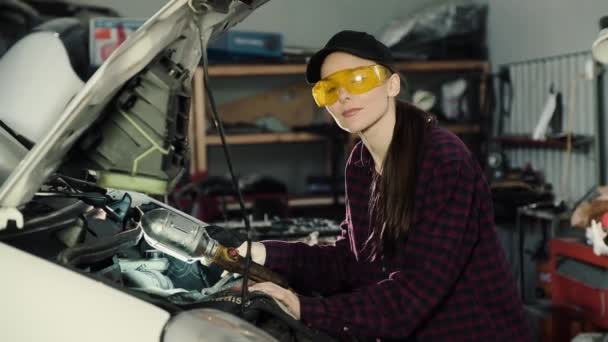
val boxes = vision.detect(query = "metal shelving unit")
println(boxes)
[187,60,491,210]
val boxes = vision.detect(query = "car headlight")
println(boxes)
[162,308,278,342]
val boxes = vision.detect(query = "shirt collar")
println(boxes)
[353,141,374,170]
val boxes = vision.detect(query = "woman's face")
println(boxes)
[319,52,399,133]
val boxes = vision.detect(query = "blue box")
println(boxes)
[208,30,283,61]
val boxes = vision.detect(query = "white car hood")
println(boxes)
[0,0,268,209]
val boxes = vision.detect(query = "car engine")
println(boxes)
[0,177,337,341]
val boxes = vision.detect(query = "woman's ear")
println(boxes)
[387,74,401,97]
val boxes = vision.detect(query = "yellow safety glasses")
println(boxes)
[312,64,392,107]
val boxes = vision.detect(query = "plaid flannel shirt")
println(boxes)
[262,113,531,341]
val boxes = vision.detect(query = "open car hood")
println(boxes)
[0,0,268,209]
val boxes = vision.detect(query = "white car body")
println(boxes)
[1,242,170,341]
[0,1,279,341]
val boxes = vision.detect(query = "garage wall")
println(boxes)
[488,0,608,67]
[69,0,456,195]
[69,0,608,196]
[72,0,449,48]
[485,2,608,298]
[487,1,608,198]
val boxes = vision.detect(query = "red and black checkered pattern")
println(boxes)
[263,123,531,341]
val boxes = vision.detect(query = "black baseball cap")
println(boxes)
[305,30,395,84]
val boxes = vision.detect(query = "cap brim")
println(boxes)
[305,47,386,84]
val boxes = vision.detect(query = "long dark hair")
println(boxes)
[366,99,435,260]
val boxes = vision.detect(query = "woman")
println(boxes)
[240,30,531,341]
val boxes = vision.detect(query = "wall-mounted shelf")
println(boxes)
[288,195,345,207]
[223,194,346,210]
[443,123,481,135]
[208,60,489,77]
[493,135,594,151]
[188,61,491,217]
[205,124,481,146]
[206,132,325,145]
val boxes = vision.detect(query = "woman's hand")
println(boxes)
[236,241,267,265]
[250,282,301,320]
[200,241,266,268]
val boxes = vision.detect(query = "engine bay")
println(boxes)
[0,2,340,340]
[0,174,337,341]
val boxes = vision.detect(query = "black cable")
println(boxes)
[26,200,87,226]
[0,119,34,149]
[200,40,254,316]
[0,217,79,241]
[56,224,142,267]
[0,200,89,240]
[33,190,126,222]
[34,191,112,211]
[54,177,78,193]
[53,174,108,194]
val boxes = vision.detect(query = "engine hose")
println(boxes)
[0,0,41,29]
[0,217,81,241]
[57,225,142,267]
[25,200,89,226]
[0,201,89,240]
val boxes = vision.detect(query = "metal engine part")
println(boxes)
[76,51,191,195]
[123,269,174,290]
[118,256,170,273]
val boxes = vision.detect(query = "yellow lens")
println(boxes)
[312,80,338,107]
[312,65,391,107]
[344,66,379,94]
